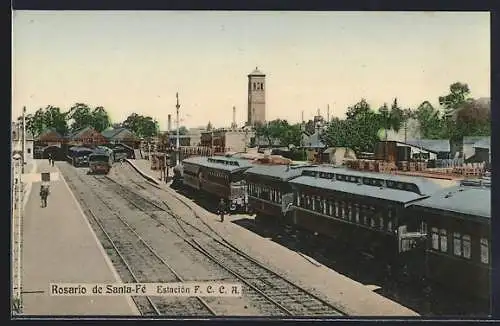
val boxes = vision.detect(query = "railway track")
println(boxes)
[60,165,216,316]
[100,170,347,317]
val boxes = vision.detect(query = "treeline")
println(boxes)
[256,82,490,153]
[16,103,189,139]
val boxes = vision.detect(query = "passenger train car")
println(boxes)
[407,184,491,300]
[244,163,317,223]
[182,156,254,211]
[242,163,492,299]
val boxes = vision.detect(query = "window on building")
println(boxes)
[355,204,360,223]
[322,199,327,215]
[348,202,353,221]
[27,148,31,154]
[480,238,489,264]
[253,83,256,90]
[453,232,462,256]
[335,201,339,217]
[440,229,448,253]
[431,227,439,250]
[462,235,471,259]
[379,216,384,230]
[341,201,346,218]
[328,200,333,216]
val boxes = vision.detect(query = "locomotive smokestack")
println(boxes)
[167,114,172,132]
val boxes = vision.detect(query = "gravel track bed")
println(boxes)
[106,166,346,317]
[58,164,215,316]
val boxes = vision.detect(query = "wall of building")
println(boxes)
[224,130,255,152]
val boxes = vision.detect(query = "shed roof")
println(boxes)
[463,136,490,145]
[67,126,100,140]
[38,128,64,140]
[409,185,490,219]
[304,131,326,148]
[289,175,427,204]
[473,138,490,150]
[301,165,458,196]
[404,139,450,153]
[183,155,254,172]
[244,163,317,181]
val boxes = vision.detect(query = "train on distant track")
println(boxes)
[173,155,491,300]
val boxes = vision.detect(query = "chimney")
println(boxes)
[232,106,236,129]
[301,111,304,123]
[327,104,330,121]
[167,114,172,132]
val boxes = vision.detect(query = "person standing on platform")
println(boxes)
[217,198,226,222]
[40,184,49,208]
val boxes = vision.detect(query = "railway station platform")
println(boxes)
[126,159,419,317]
[20,160,139,315]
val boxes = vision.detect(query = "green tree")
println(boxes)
[438,82,471,116]
[92,106,111,132]
[389,98,404,133]
[67,103,94,132]
[19,106,68,136]
[414,101,445,139]
[122,113,159,138]
[345,98,371,120]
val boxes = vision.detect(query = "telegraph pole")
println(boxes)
[22,107,26,173]
[176,92,180,165]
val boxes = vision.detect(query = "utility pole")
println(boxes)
[176,92,180,165]
[12,154,23,314]
[22,107,26,173]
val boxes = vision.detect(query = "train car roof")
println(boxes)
[301,165,457,196]
[182,155,254,172]
[408,185,491,219]
[244,163,318,181]
[289,175,428,204]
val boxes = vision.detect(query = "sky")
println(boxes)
[12,11,490,130]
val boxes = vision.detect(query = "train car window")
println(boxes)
[431,228,439,250]
[480,238,489,264]
[453,232,462,257]
[355,204,360,223]
[462,235,471,259]
[316,196,322,213]
[440,229,448,253]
